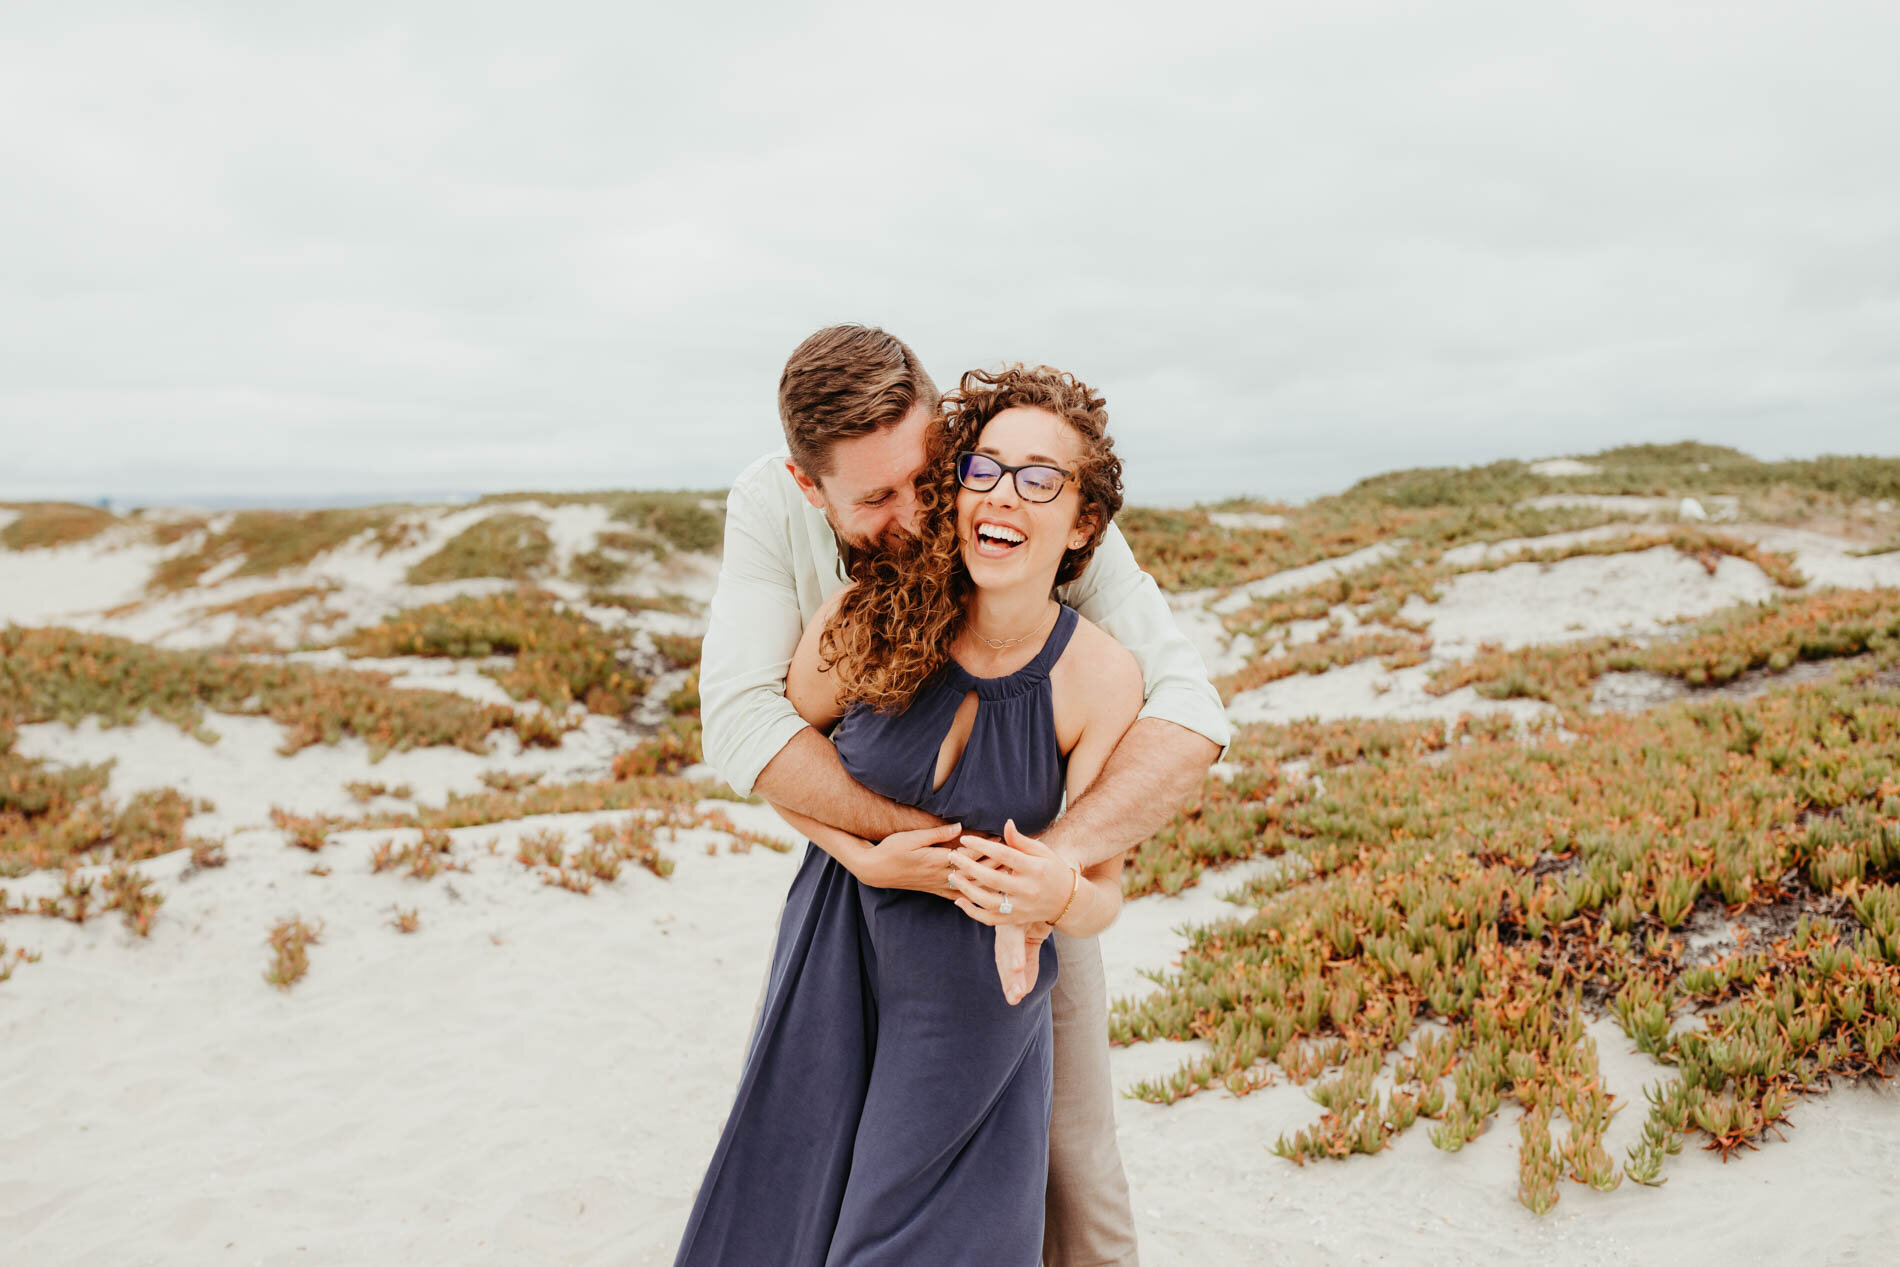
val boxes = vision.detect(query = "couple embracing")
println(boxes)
[675,325,1230,1266]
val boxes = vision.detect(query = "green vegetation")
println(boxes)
[405,512,553,584]
[474,490,724,555]
[651,632,703,667]
[149,508,409,592]
[0,625,564,767]
[1341,444,1900,508]
[584,590,701,616]
[195,584,339,621]
[1,502,118,550]
[1426,588,1900,709]
[1116,677,1900,1210]
[264,916,322,989]
[0,721,215,876]
[1213,528,1806,703]
[341,590,649,716]
[1128,442,1896,595]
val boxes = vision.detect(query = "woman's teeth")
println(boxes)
[976,524,1026,550]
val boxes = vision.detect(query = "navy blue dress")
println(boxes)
[674,606,1080,1267]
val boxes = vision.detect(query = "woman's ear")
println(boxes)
[1068,510,1099,551]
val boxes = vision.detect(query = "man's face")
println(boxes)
[787,401,935,553]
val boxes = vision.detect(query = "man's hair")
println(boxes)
[778,325,940,480]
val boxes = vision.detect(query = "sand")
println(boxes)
[5,511,1900,1265]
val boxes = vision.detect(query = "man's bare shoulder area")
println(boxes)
[1052,612,1141,699]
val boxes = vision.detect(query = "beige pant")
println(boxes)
[1046,930,1140,1267]
[744,913,1140,1266]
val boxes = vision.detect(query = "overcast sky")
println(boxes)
[3,0,1896,508]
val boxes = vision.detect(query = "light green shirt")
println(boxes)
[700,452,1231,796]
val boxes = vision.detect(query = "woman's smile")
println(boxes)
[956,406,1087,585]
[972,517,1029,557]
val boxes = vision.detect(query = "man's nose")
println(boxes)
[895,489,923,534]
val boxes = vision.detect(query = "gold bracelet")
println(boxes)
[1052,866,1082,929]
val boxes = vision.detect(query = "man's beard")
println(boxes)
[825,512,909,579]
[826,512,922,585]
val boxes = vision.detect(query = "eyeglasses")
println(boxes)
[955,451,1072,504]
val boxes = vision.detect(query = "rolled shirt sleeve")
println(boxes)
[1059,522,1232,756]
[698,463,829,797]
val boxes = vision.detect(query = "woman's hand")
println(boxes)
[949,820,1078,927]
[992,921,1054,1006]
[859,822,966,898]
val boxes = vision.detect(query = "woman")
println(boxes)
[674,365,1141,1266]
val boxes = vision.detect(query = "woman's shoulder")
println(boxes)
[814,581,855,621]
[1052,610,1141,700]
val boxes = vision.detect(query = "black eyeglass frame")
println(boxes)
[954,451,1075,504]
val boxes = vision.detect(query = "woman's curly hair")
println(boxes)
[818,364,1123,713]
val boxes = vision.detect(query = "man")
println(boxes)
[700,324,1229,1267]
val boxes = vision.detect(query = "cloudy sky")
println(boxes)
[3,0,1896,507]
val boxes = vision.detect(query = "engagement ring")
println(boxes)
[999,896,1013,915]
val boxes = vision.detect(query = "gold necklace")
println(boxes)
[968,601,1056,651]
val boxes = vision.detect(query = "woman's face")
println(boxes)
[955,406,1093,593]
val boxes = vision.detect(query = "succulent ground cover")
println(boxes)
[1212,528,1810,702]
[1121,502,1624,593]
[1426,588,1900,710]
[0,624,566,761]
[0,721,215,875]
[0,502,120,550]
[341,589,650,715]
[147,508,414,592]
[1,578,709,920]
[195,583,341,621]
[1123,442,1896,595]
[405,511,554,584]
[1343,443,1900,510]
[475,490,724,556]
[1114,677,1900,1210]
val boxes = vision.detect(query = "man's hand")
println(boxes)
[858,822,964,898]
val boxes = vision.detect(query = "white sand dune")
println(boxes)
[5,509,1900,1264]
[5,810,1897,1266]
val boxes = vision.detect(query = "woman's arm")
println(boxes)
[784,586,851,731]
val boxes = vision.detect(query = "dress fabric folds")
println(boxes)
[674,606,1080,1267]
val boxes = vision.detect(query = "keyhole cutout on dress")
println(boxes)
[932,691,980,792]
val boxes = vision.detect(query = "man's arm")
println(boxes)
[1047,522,1229,870]
[754,730,940,840]
[698,468,941,843]
[772,799,961,900]
[1039,716,1218,870]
